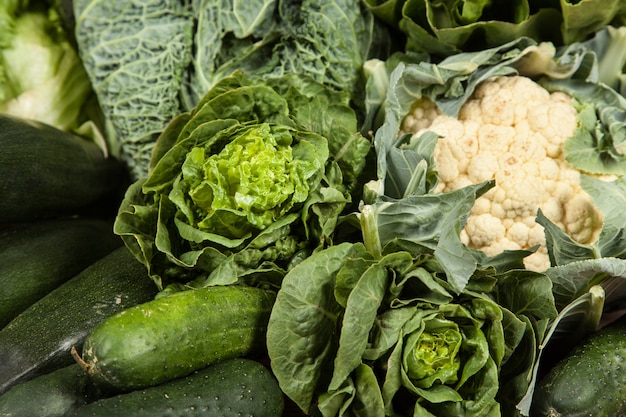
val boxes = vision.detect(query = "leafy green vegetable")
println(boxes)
[363,0,626,57]
[0,0,103,146]
[266,241,551,417]
[113,71,371,290]
[183,0,393,109]
[73,0,392,180]
[73,0,194,179]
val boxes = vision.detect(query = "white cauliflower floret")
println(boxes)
[400,75,604,271]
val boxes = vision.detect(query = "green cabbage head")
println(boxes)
[114,71,371,290]
[379,300,503,416]
[266,243,512,417]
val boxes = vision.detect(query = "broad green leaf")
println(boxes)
[330,251,413,390]
[492,269,558,320]
[266,243,363,413]
[515,285,605,416]
[74,0,194,180]
[545,257,626,310]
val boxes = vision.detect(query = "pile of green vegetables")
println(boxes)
[3,0,626,416]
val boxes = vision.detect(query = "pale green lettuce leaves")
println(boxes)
[113,72,371,291]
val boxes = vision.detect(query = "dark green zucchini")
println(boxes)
[0,246,158,395]
[74,285,276,392]
[0,218,122,328]
[68,359,284,417]
[0,114,126,223]
[531,314,626,417]
[0,364,95,417]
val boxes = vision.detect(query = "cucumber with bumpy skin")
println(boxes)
[67,359,284,417]
[74,285,276,392]
[0,247,158,395]
[531,314,626,417]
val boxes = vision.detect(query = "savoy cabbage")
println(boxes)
[73,0,393,180]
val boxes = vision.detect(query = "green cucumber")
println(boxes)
[0,247,158,395]
[0,364,95,417]
[67,359,284,417]
[0,114,126,223]
[74,285,276,392]
[531,314,626,417]
[0,218,122,328]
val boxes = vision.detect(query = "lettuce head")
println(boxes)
[113,71,372,291]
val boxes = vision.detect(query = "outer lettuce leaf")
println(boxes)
[267,242,547,416]
[266,242,367,413]
[560,0,626,44]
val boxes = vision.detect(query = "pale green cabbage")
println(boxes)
[0,1,102,144]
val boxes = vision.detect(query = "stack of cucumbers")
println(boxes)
[0,116,285,416]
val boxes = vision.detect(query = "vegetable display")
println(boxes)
[4,1,626,417]
[266,22,626,417]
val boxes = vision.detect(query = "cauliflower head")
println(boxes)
[400,75,604,271]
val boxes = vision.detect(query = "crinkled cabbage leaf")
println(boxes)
[73,0,392,180]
